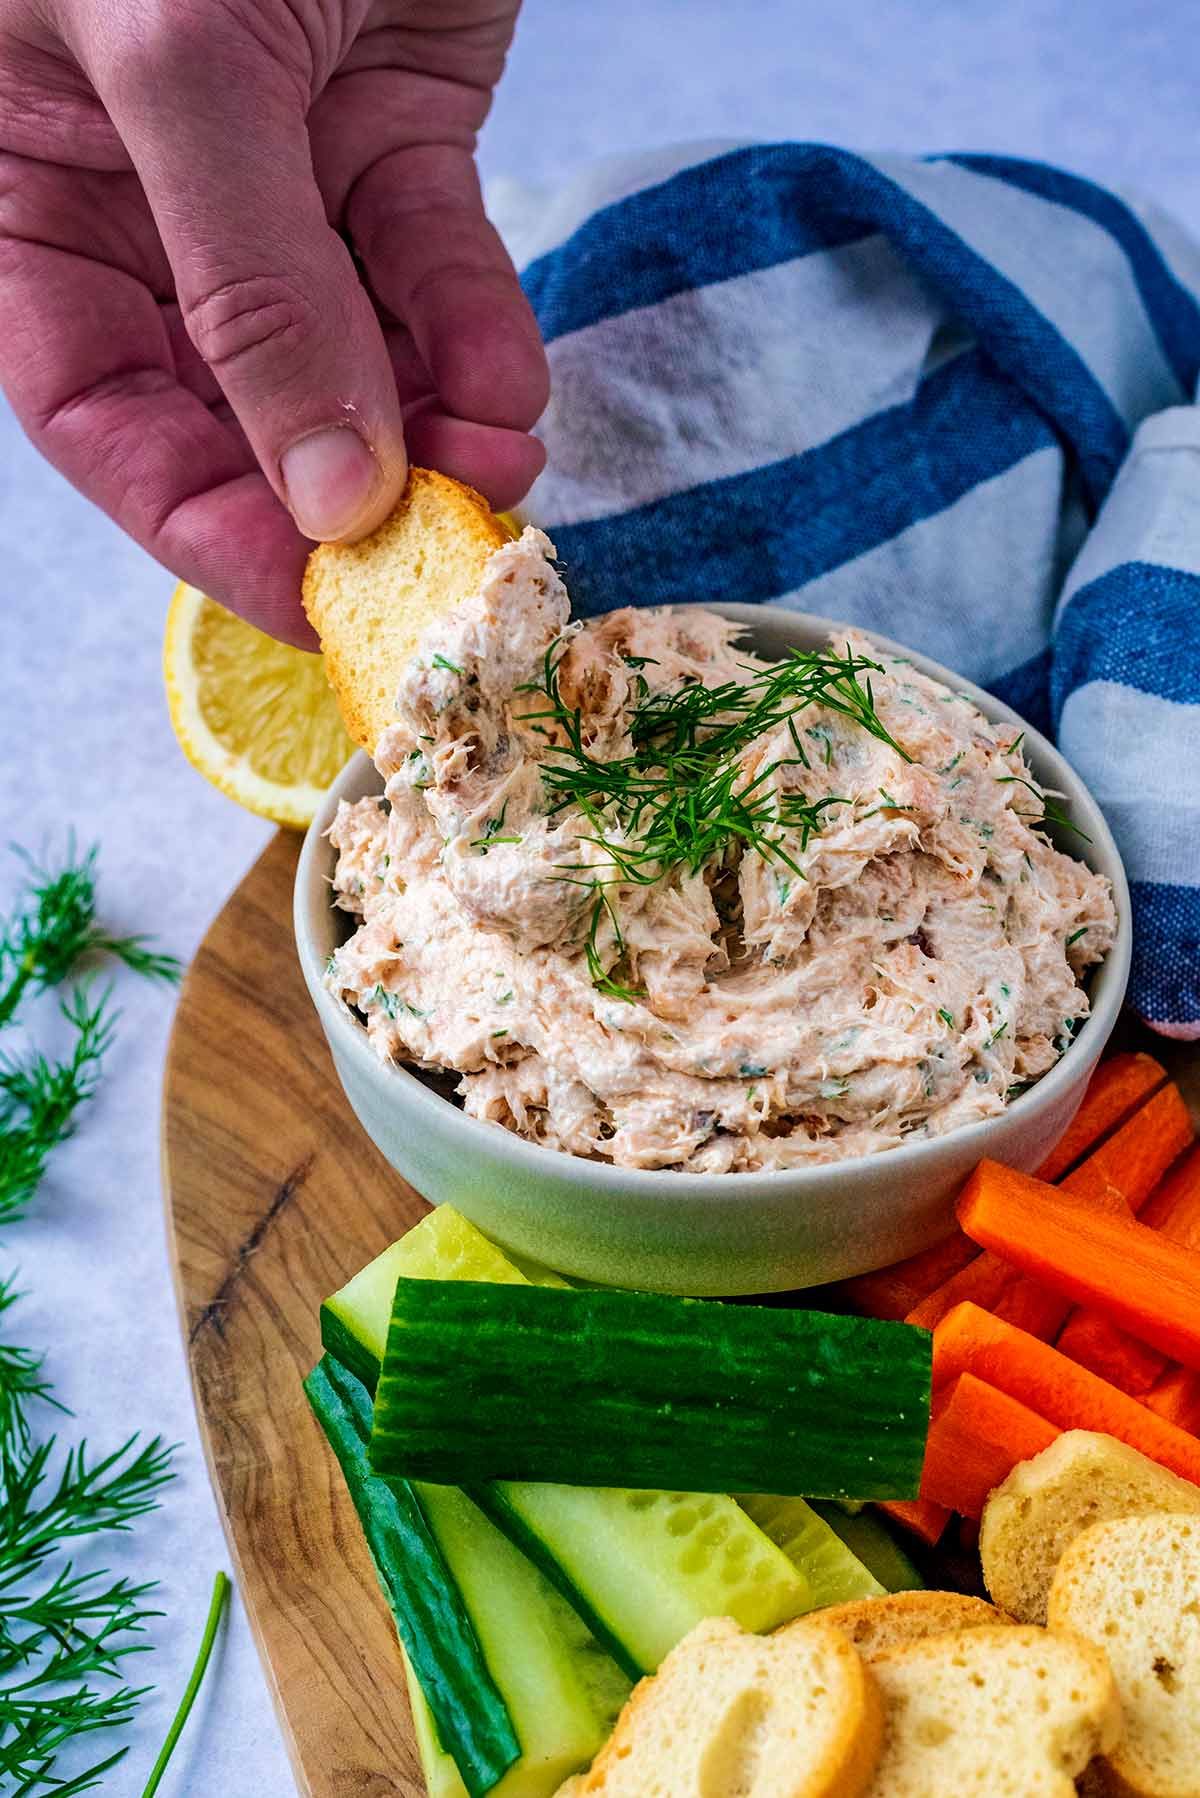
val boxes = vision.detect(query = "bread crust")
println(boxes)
[574,1614,883,1798]
[864,1623,1122,1797]
[796,1590,1013,1661]
[301,467,512,754]
[981,1431,1200,1626]
[1048,1512,1200,1798]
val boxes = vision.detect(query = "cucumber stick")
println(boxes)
[307,1351,627,1798]
[737,1494,886,1606]
[323,1209,812,1675]
[321,1205,564,1389]
[809,1500,924,1594]
[371,1279,932,1500]
[477,1481,809,1676]
[413,1482,630,1798]
[302,1355,518,1797]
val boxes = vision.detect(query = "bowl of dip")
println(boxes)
[295,597,1131,1295]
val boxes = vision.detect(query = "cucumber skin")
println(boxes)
[303,1356,520,1797]
[372,1281,932,1501]
[320,1303,380,1394]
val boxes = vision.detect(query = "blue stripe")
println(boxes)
[946,154,1200,396]
[1053,562,1200,722]
[1130,881,1200,1027]
[548,348,1055,616]
[987,646,1054,740]
[521,146,869,344]
[525,143,1129,509]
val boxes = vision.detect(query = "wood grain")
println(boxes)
[162,830,429,1797]
[162,830,1200,1797]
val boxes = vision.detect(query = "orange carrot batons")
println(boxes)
[836,1233,979,1321]
[920,1374,1058,1518]
[1055,1310,1169,1398]
[958,1160,1200,1370]
[931,1302,1200,1486]
[1141,1141,1200,1243]
[1058,1080,1192,1212]
[1033,1051,1166,1183]
[875,1495,952,1546]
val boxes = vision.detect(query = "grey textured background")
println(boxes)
[0,3,1195,1791]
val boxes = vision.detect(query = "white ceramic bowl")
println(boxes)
[296,604,1131,1295]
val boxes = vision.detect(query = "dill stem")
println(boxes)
[0,950,34,1031]
[140,1571,230,1797]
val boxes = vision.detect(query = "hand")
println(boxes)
[0,0,548,644]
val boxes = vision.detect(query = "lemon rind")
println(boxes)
[163,583,343,829]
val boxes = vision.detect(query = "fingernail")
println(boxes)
[281,426,380,542]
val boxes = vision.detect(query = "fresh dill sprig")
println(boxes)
[0,841,184,1791]
[139,1573,230,1798]
[0,1292,174,1798]
[519,639,910,994]
[996,774,1092,843]
[0,1282,60,1455]
[0,844,181,1031]
[0,986,116,1226]
[523,639,908,883]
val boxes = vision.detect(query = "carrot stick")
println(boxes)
[905,1250,1018,1332]
[991,1276,1077,1341]
[932,1302,1200,1485]
[958,1160,1200,1370]
[849,1064,1184,1345]
[920,1374,1059,1517]
[875,1495,951,1545]
[902,1085,1182,1336]
[1034,1051,1166,1182]
[1058,1081,1193,1211]
[1055,1310,1169,1397]
[1142,1143,1200,1244]
[1052,1139,1199,1398]
[905,1181,1131,1337]
[1145,1366,1200,1434]
[835,1233,980,1321]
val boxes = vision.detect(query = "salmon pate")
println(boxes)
[326,528,1115,1173]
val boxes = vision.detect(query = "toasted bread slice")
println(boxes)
[572,1615,882,1798]
[863,1624,1121,1797]
[1049,1512,1200,1798]
[981,1431,1200,1625]
[301,467,512,754]
[806,1591,1013,1661]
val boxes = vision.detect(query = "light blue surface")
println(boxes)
[0,5,1197,1791]
[482,0,1200,235]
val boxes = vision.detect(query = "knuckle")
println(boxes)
[109,0,312,101]
[113,1,228,90]
[183,272,318,382]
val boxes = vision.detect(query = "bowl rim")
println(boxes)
[295,601,1133,1198]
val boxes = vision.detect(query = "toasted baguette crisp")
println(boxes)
[1048,1512,1200,1798]
[805,1590,1013,1661]
[301,467,512,753]
[570,1615,882,1798]
[981,1432,1200,1625]
[863,1624,1121,1797]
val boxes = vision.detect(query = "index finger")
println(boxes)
[0,231,316,645]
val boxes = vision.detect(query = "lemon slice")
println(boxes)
[163,583,356,827]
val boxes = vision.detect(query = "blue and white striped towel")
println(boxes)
[498,143,1200,1039]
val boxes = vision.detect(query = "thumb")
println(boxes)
[92,14,406,544]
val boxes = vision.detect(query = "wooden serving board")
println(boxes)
[163,830,1200,1798]
[163,830,430,1797]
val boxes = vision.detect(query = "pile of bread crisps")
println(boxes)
[558,1432,1200,1797]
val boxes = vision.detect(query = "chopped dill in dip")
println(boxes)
[326,528,1115,1173]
